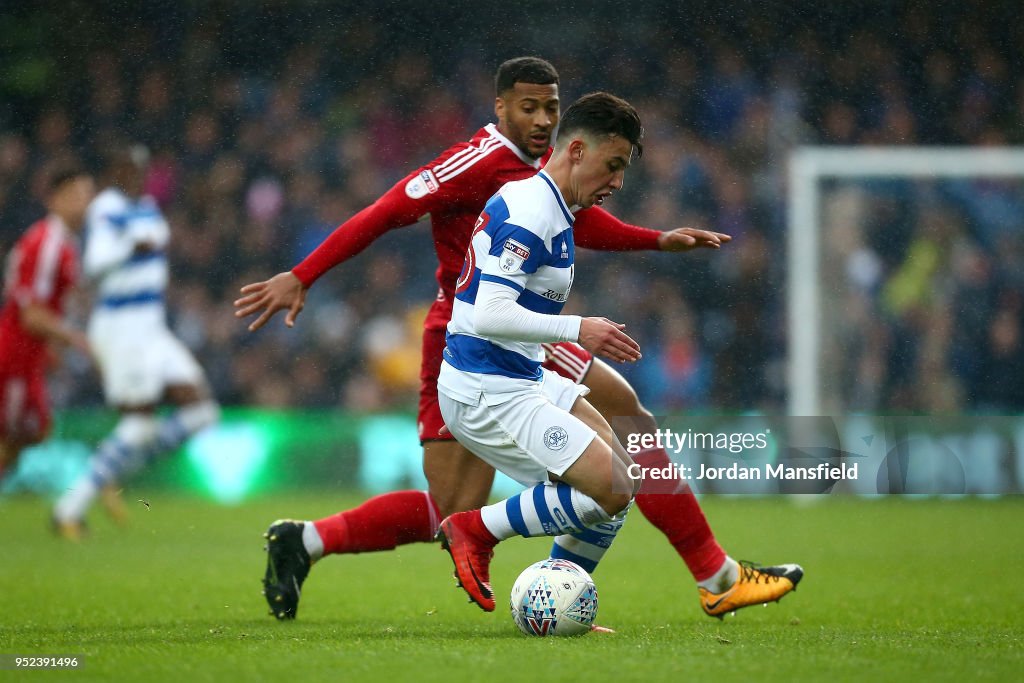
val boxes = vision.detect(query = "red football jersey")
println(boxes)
[0,215,79,371]
[292,124,660,314]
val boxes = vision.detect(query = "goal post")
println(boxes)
[787,147,1024,415]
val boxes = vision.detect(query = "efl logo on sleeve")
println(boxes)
[500,239,530,273]
[404,170,439,199]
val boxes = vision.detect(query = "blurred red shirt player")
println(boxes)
[0,165,93,478]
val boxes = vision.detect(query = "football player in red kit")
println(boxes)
[0,165,93,480]
[236,57,802,621]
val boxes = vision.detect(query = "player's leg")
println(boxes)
[0,438,17,480]
[262,322,498,619]
[55,331,219,531]
[299,323,493,560]
[438,375,637,611]
[154,379,220,455]
[0,373,47,482]
[0,375,29,479]
[262,438,496,619]
[55,323,156,531]
[304,439,491,560]
[53,405,159,533]
[581,355,803,617]
[542,343,727,577]
[0,435,39,483]
[423,440,496,517]
[582,358,728,578]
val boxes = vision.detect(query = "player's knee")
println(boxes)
[596,490,632,517]
[628,473,642,498]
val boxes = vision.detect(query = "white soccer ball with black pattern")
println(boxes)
[509,559,598,636]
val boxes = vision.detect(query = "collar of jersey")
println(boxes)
[537,170,574,226]
[485,123,543,169]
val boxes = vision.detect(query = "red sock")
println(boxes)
[632,447,727,581]
[314,490,440,556]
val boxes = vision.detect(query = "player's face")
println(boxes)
[50,176,96,230]
[570,135,633,209]
[495,82,560,159]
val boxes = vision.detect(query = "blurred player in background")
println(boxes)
[0,165,94,481]
[52,145,219,540]
[237,57,801,620]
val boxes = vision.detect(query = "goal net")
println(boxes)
[787,147,1024,416]
[785,148,1024,494]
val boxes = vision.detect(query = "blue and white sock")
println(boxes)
[150,400,219,455]
[479,481,616,540]
[53,414,159,522]
[54,403,219,523]
[549,502,631,573]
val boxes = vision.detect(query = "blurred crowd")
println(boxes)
[1,1,1022,414]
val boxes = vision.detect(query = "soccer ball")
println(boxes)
[509,559,598,636]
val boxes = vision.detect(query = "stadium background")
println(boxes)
[2,4,1023,681]
[2,0,1023,499]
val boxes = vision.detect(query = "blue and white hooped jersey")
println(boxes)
[83,188,170,314]
[443,170,575,382]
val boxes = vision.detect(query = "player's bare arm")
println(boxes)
[234,271,307,332]
[20,303,90,354]
[656,227,732,252]
[577,317,641,364]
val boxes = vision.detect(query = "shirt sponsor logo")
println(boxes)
[500,238,530,274]
[541,289,567,302]
[404,169,439,199]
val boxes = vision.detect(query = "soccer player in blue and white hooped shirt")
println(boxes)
[437,92,645,611]
[53,144,219,538]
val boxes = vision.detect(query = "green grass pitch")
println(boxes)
[1,493,1021,682]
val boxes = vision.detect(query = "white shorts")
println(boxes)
[89,309,205,406]
[438,367,597,486]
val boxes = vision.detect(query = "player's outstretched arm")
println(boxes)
[578,317,642,364]
[573,206,730,253]
[656,227,731,252]
[234,271,307,332]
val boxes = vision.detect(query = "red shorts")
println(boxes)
[0,368,51,444]
[417,300,595,443]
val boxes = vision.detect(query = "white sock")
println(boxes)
[698,556,740,593]
[53,415,159,521]
[53,476,99,523]
[302,521,324,561]
[479,482,611,540]
[153,401,219,453]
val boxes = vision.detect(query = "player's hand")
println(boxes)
[234,271,308,332]
[578,317,641,364]
[657,227,731,252]
[67,329,91,357]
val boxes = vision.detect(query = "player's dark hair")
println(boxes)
[555,92,644,157]
[495,57,559,96]
[46,162,90,194]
